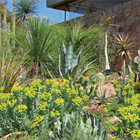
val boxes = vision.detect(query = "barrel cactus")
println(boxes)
[95,73,105,85]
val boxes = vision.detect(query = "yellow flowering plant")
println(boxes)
[113,93,140,139]
[113,79,135,104]
[0,77,98,137]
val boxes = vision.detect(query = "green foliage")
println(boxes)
[104,102,124,117]
[107,72,119,80]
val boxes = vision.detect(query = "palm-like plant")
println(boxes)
[100,12,116,70]
[15,0,39,25]
[114,33,136,75]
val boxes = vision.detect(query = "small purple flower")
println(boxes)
[35,67,40,73]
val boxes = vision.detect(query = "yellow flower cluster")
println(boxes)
[12,85,24,92]
[15,105,27,113]
[91,92,95,95]
[113,80,118,84]
[52,88,61,95]
[30,79,41,87]
[55,98,64,106]
[7,99,17,108]
[116,84,121,88]
[128,90,135,95]
[112,123,119,132]
[130,130,140,140]
[85,77,89,81]
[45,79,54,85]
[129,78,134,83]
[115,88,121,92]
[118,93,140,138]
[38,101,50,111]
[104,108,108,112]
[50,109,60,117]
[0,93,12,102]
[124,84,131,90]
[38,92,52,101]
[122,90,127,96]
[28,115,44,129]
[82,95,89,101]
[25,86,37,98]
[72,96,82,106]
[38,85,46,90]
[0,103,7,111]
[68,77,72,80]
[118,107,140,123]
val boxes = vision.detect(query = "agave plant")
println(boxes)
[114,33,136,77]
[96,86,115,104]
[43,42,96,82]
[53,112,107,140]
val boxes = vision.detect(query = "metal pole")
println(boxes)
[64,9,66,22]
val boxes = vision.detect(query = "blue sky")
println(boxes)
[5,0,84,23]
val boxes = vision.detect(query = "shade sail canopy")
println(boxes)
[47,0,132,14]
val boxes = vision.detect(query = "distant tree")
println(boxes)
[0,0,12,27]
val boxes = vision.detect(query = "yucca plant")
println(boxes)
[15,0,40,25]
[114,33,136,77]
[10,17,55,75]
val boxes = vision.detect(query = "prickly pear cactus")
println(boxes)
[129,71,135,79]
[138,64,140,72]
[95,73,105,85]
[134,50,140,64]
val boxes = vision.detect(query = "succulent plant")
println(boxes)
[54,112,107,140]
[96,85,115,104]
[43,42,96,83]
